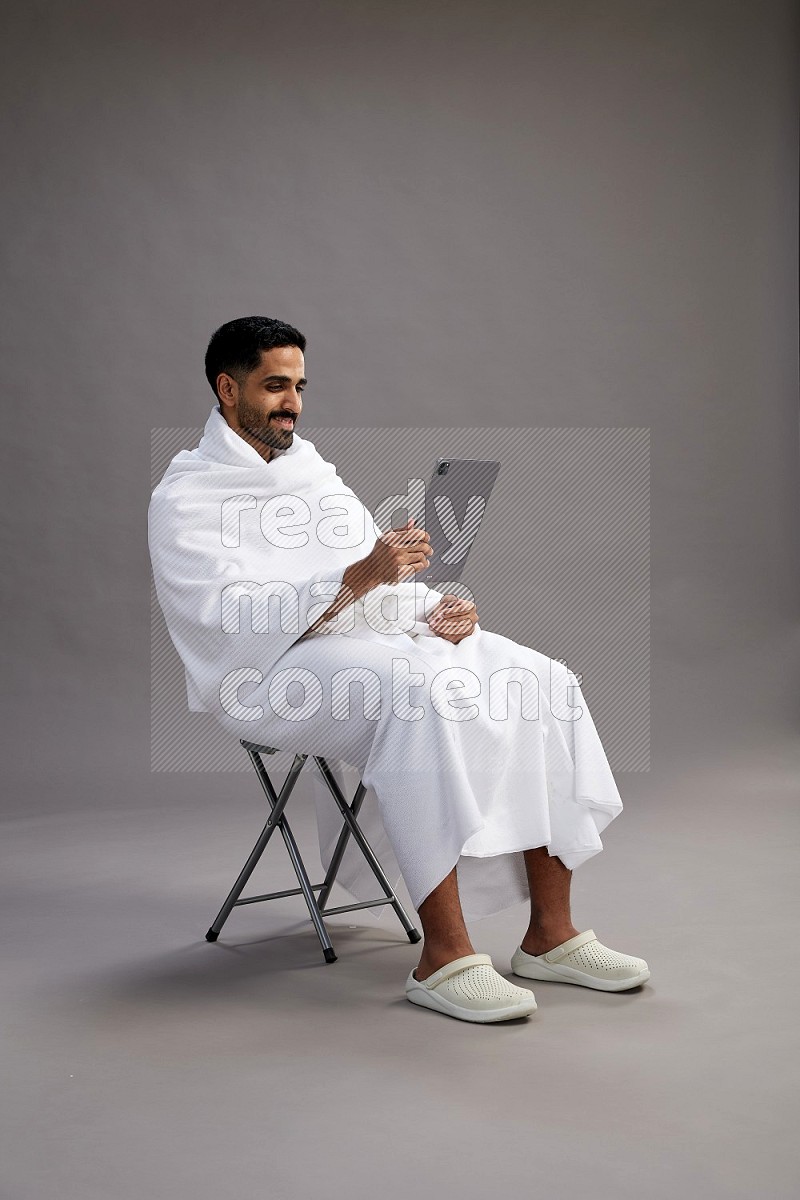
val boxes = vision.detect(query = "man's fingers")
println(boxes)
[392,528,430,550]
[431,611,475,630]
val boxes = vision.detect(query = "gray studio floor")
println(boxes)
[2,737,798,1200]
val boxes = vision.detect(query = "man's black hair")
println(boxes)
[204,316,307,399]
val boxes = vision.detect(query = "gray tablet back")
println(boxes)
[416,456,501,583]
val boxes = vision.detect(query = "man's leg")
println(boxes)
[414,846,581,978]
[519,845,580,955]
[413,867,476,981]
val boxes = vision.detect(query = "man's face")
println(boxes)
[217,345,305,459]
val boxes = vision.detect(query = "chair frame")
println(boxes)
[205,739,421,962]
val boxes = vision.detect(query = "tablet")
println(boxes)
[415,456,501,583]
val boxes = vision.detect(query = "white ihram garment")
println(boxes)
[148,405,624,921]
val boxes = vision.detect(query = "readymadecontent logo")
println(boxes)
[150,426,650,773]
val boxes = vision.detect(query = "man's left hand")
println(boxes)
[427,594,479,644]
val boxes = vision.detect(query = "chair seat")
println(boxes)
[240,739,280,755]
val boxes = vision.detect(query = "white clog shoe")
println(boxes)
[405,953,538,1023]
[510,929,650,992]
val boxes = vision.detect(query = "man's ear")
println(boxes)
[216,374,237,406]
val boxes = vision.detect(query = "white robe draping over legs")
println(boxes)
[148,405,624,923]
[218,624,624,922]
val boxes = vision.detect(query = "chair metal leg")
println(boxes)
[313,756,421,944]
[205,751,340,959]
[267,804,338,963]
[316,777,367,912]
[204,750,305,939]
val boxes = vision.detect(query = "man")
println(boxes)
[148,315,649,1024]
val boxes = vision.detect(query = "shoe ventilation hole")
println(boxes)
[440,964,525,1000]
[564,944,644,974]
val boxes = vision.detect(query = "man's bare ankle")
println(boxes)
[520,924,580,955]
[415,943,476,980]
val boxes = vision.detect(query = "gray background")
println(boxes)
[2,2,798,1198]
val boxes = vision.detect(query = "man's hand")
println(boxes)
[364,517,433,585]
[427,594,479,644]
[300,518,432,639]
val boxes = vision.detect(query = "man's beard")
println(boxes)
[237,397,294,451]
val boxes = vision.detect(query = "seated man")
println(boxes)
[148,315,649,1024]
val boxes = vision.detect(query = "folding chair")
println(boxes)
[205,739,422,962]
